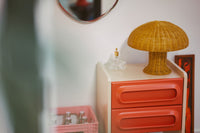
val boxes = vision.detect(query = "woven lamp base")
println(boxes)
[143,52,171,75]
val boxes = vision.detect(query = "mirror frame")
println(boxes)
[57,0,119,23]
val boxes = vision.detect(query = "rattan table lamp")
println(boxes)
[128,21,189,75]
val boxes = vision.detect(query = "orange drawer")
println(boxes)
[111,105,182,133]
[111,78,183,109]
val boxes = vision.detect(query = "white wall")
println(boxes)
[42,0,200,131]
[102,0,117,13]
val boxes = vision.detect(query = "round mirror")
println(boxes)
[58,0,118,22]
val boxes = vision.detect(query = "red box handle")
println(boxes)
[117,110,179,130]
[117,83,179,104]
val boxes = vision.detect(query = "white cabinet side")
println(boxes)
[96,63,111,133]
[166,60,188,133]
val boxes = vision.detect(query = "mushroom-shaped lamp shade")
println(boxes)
[128,21,189,75]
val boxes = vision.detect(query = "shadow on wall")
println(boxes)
[119,39,148,64]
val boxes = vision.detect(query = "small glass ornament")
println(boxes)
[78,111,85,124]
[105,48,126,70]
[81,116,88,124]
[65,117,72,125]
[66,112,71,117]
[71,114,78,124]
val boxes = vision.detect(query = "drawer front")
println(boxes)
[112,78,183,109]
[111,105,182,133]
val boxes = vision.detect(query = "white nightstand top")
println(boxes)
[98,60,183,82]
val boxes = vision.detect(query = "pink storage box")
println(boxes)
[53,106,98,133]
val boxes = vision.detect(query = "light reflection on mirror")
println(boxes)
[58,0,118,22]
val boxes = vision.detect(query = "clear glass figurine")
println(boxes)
[105,48,126,70]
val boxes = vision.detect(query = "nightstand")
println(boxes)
[96,60,187,133]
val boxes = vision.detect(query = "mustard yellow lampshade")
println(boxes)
[128,21,189,75]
